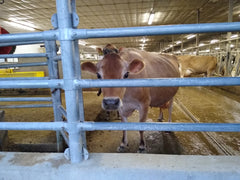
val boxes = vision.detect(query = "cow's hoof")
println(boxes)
[157,118,163,122]
[137,147,147,153]
[117,145,129,153]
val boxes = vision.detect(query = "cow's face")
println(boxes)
[81,53,144,111]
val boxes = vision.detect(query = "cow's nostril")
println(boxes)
[103,99,108,106]
[114,98,120,105]
[102,98,120,110]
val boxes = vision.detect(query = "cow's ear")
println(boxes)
[81,62,97,74]
[96,48,103,55]
[128,59,145,73]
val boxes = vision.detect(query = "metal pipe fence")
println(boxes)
[0,97,52,102]
[0,62,48,68]
[0,121,240,132]
[0,53,47,59]
[0,0,240,163]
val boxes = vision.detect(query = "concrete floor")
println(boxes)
[1,87,240,155]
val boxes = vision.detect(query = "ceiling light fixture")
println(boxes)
[210,39,219,44]
[148,10,155,25]
[230,34,238,39]
[186,34,196,39]
[175,41,182,44]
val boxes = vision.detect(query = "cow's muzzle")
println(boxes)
[102,97,121,110]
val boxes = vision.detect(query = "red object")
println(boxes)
[0,27,13,54]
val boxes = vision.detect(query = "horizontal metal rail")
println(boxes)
[0,97,52,102]
[0,41,44,47]
[0,53,47,59]
[0,122,64,131]
[0,62,48,68]
[0,77,239,89]
[0,79,63,89]
[0,77,49,81]
[0,121,240,132]
[79,122,240,132]
[0,104,53,108]
[0,31,57,43]
[0,22,240,44]
[74,77,240,88]
[73,22,240,39]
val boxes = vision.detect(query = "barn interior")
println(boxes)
[0,0,240,158]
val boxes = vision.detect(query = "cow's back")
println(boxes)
[120,48,180,107]
[178,55,217,75]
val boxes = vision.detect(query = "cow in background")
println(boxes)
[81,44,180,152]
[178,55,217,77]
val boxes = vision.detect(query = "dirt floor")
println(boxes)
[1,87,240,155]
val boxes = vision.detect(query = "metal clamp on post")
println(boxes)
[64,147,89,161]
[51,14,58,29]
[72,12,79,28]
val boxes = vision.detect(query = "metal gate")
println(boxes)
[0,0,240,166]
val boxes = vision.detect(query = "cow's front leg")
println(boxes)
[117,116,129,152]
[138,105,149,153]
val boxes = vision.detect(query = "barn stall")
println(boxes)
[0,0,240,179]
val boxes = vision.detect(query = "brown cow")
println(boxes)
[178,55,217,77]
[81,46,180,152]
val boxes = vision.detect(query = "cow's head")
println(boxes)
[81,52,145,111]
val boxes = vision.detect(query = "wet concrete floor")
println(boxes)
[1,87,240,155]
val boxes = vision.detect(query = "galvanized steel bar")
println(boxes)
[0,62,48,68]
[0,104,53,108]
[0,30,57,43]
[58,105,67,118]
[0,77,49,80]
[1,121,239,132]
[0,53,47,59]
[0,79,63,89]
[79,122,240,132]
[0,122,65,131]
[74,77,240,88]
[53,55,61,61]
[0,97,52,102]
[0,41,44,47]
[56,0,83,163]
[45,40,64,152]
[60,130,69,146]
[73,22,240,39]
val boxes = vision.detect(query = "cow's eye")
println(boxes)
[123,72,129,79]
[97,73,102,79]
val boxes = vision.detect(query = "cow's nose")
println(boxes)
[102,98,120,110]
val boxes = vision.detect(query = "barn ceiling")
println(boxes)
[0,0,240,54]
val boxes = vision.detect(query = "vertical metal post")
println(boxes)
[56,0,83,163]
[171,35,174,53]
[71,0,87,151]
[45,40,64,152]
